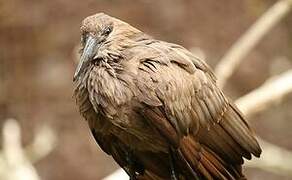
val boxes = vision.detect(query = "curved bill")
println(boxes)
[73,35,97,81]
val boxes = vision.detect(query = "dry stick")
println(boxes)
[0,125,57,164]
[0,119,40,180]
[25,125,57,164]
[236,70,292,117]
[215,0,292,88]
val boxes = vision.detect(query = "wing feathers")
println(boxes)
[142,108,180,147]
[222,104,261,157]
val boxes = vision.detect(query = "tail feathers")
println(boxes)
[179,136,245,180]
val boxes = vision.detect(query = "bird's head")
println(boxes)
[73,13,141,81]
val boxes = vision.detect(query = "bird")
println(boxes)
[73,13,261,180]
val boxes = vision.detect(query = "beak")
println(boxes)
[73,35,97,81]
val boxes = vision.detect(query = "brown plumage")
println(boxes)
[73,13,261,180]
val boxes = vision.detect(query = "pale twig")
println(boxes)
[235,69,292,117]
[0,119,40,180]
[25,125,57,164]
[215,0,292,88]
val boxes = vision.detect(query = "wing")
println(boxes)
[130,41,261,179]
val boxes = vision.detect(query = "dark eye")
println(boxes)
[103,26,113,36]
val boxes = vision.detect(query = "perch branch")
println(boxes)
[215,0,292,88]
[245,137,292,176]
[102,168,128,180]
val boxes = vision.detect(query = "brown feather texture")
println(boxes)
[73,13,261,180]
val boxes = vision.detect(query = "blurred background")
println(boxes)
[0,0,292,179]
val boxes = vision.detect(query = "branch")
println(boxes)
[0,119,40,180]
[215,0,292,88]
[25,125,57,163]
[235,70,292,117]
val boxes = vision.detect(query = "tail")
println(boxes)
[176,102,261,179]
[137,102,261,180]
[178,136,245,179]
